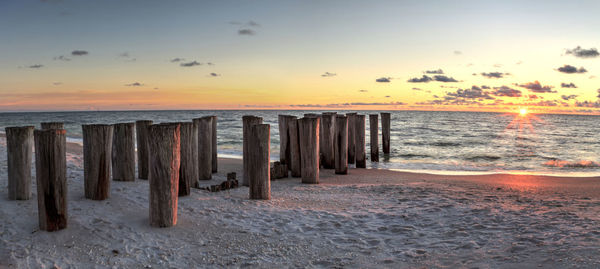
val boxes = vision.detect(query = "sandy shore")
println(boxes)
[1,137,600,268]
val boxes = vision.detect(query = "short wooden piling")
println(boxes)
[248,124,270,200]
[136,120,153,179]
[34,129,67,231]
[288,117,302,177]
[112,123,135,181]
[41,122,64,130]
[242,116,263,186]
[278,115,295,166]
[211,115,218,173]
[299,117,320,184]
[83,124,113,200]
[148,124,180,227]
[179,122,197,196]
[381,112,391,154]
[369,114,379,162]
[6,126,34,200]
[195,117,213,181]
[334,115,348,174]
[346,113,357,165]
[356,115,366,168]
[321,112,336,169]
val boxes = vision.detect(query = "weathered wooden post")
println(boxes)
[34,129,67,231]
[178,122,197,196]
[112,123,135,182]
[242,115,263,186]
[148,124,180,227]
[346,113,357,164]
[248,124,270,200]
[194,116,212,182]
[6,126,34,200]
[278,115,295,166]
[356,115,366,168]
[321,112,336,169]
[369,114,379,162]
[41,122,64,130]
[136,120,153,179]
[83,124,113,200]
[210,115,218,173]
[288,117,302,177]
[303,113,320,168]
[381,112,391,154]
[334,115,348,174]
[299,117,320,184]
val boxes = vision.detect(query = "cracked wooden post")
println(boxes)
[112,123,135,182]
[136,120,153,179]
[355,115,366,168]
[194,117,212,182]
[148,123,180,228]
[381,112,391,154]
[346,113,357,165]
[242,115,263,187]
[83,124,113,200]
[299,117,320,184]
[178,122,197,196]
[321,112,336,169]
[278,115,295,166]
[288,117,301,177]
[248,124,270,200]
[41,122,64,130]
[334,115,348,174]
[210,115,218,173]
[369,114,379,162]
[6,126,34,200]
[34,129,67,231]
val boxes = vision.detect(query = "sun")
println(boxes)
[519,108,528,116]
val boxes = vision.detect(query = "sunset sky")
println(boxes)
[1,0,600,113]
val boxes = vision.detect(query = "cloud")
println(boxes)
[180,61,202,67]
[517,81,556,93]
[480,72,508,78]
[358,89,368,92]
[321,72,336,77]
[53,55,70,61]
[575,100,600,108]
[433,75,458,82]
[209,73,220,77]
[493,64,502,68]
[561,94,578,101]
[170,58,185,62]
[118,52,136,61]
[597,88,600,98]
[125,82,144,86]
[207,62,215,66]
[290,101,406,108]
[481,85,490,89]
[385,95,391,98]
[247,20,260,27]
[565,46,599,58]
[491,86,522,97]
[454,50,462,55]
[238,29,255,35]
[376,77,392,83]
[71,50,88,56]
[28,64,44,69]
[557,64,587,74]
[528,95,538,99]
[561,82,577,88]
[424,69,444,74]
[407,75,432,83]
[446,86,495,100]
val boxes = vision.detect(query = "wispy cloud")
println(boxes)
[180,61,202,67]
[209,73,220,77]
[238,29,256,35]
[170,58,185,62]
[71,50,88,56]
[491,86,522,97]
[53,55,70,61]
[118,52,136,62]
[561,82,577,88]
[321,72,337,77]
[376,77,391,83]
[517,81,556,93]
[480,72,508,78]
[407,75,457,83]
[407,75,432,83]
[125,82,144,87]
[557,64,587,74]
[424,69,444,74]
[561,94,578,101]
[28,64,44,69]
[565,46,599,58]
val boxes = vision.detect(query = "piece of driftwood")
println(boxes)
[320,112,336,169]
[34,129,67,231]
[242,115,263,187]
[227,172,236,180]
[83,124,113,200]
[136,120,153,179]
[211,115,218,173]
[178,122,197,197]
[381,112,391,154]
[334,115,348,174]
[369,114,379,162]
[200,179,239,192]
[355,115,366,168]
[112,123,135,182]
[346,113,357,164]
[41,122,64,130]
[299,117,320,184]
[194,117,213,182]
[270,161,288,180]
[248,124,271,200]
[6,126,34,200]
[148,123,180,228]
[288,117,302,177]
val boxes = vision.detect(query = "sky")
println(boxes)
[1,0,600,113]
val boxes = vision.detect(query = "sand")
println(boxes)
[1,136,600,268]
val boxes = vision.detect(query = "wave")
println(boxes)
[543,159,600,168]
[431,142,461,147]
[398,153,431,159]
[465,155,501,161]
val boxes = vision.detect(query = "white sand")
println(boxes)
[1,136,600,268]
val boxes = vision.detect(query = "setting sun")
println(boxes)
[520,108,528,116]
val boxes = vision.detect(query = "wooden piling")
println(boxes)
[381,112,391,154]
[210,116,218,173]
[83,124,113,200]
[112,123,135,182]
[334,115,348,174]
[148,124,180,227]
[369,114,379,162]
[194,117,213,181]
[136,120,153,179]
[288,117,302,177]
[248,124,270,200]
[299,117,320,184]
[320,112,336,169]
[242,116,263,187]
[179,122,197,196]
[346,113,357,164]
[6,126,34,200]
[278,115,295,166]
[34,129,67,231]
[355,115,366,168]
[41,122,64,130]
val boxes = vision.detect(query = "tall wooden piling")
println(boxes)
[112,123,135,182]
[369,114,379,162]
[321,112,336,169]
[34,129,67,231]
[41,122,64,130]
[194,117,213,181]
[346,113,357,165]
[6,126,34,200]
[83,124,113,200]
[211,116,218,173]
[148,124,180,227]
[288,117,302,177]
[136,120,153,179]
[299,117,320,184]
[381,112,391,154]
[355,115,366,168]
[242,116,263,186]
[178,122,197,196]
[334,115,348,174]
[248,124,270,200]
[278,115,295,166]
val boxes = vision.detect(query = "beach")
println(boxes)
[1,136,600,268]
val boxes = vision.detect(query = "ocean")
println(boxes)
[1,110,600,176]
